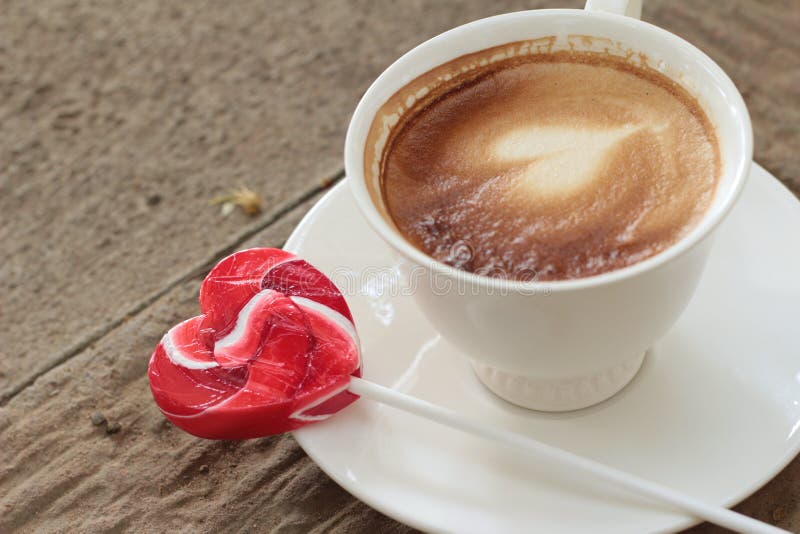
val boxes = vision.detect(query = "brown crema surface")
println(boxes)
[379,49,721,281]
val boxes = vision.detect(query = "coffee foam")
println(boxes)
[369,47,720,281]
[494,123,655,197]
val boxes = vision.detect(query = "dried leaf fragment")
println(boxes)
[211,186,262,216]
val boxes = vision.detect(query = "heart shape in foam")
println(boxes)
[148,248,361,439]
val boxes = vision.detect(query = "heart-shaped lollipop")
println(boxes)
[146,248,785,534]
[148,248,361,439]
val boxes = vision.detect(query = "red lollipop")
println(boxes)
[146,249,786,533]
[148,248,361,439]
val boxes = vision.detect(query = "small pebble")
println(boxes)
[146,193,162,206]
[106,422,122,435]
[90,412,107,426]
[199,464,209,474]
[772,506,785,522]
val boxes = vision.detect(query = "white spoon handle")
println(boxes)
[348,377,787,534]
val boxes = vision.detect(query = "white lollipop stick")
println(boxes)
[348,377,787,534]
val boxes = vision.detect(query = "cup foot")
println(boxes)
[472,353,646,412]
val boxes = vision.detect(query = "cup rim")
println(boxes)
[345,8,753,293]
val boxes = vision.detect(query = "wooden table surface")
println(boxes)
[1,1,798,532]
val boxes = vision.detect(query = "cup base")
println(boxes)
[472,352,646,412]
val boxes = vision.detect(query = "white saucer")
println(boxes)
[288,162,800,534]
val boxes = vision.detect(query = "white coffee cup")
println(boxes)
[345,0,752,411]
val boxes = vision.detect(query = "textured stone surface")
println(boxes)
[1,0,798,533]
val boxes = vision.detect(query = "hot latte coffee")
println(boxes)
[367,44,721,281]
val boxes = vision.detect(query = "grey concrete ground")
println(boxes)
[1,1,798,532]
